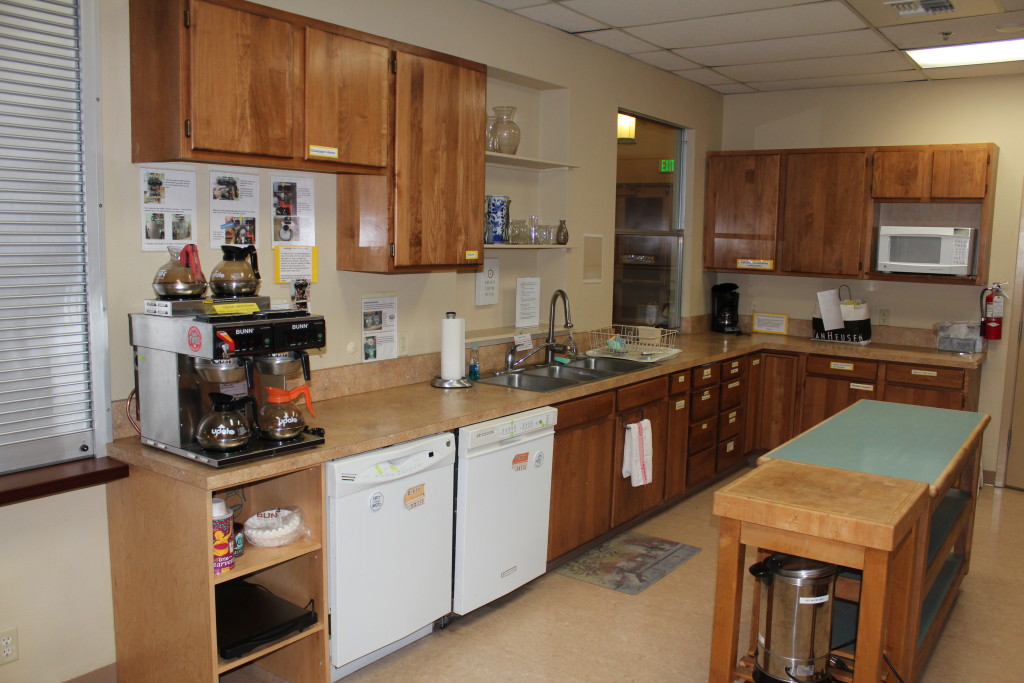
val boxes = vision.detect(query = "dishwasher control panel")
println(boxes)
[459,406,558,450]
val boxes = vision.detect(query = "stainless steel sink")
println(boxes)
[475,372,578,392]
[521,364,615,382]
[567,357,647,373]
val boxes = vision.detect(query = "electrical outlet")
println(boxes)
[398,332,408,356]
[0,626,18,666]
[879,309,891,326]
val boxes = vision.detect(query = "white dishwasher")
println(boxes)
[326,433,455,679]
[453,405,558,615]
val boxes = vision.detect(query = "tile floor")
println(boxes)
[237,472,1024,682]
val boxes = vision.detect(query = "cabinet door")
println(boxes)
[931,148,989,199]
[756,353,799,451]
[882,384,964,411]
[393,51,485,268]
[548,413,615,561]
[704,154,780,270]
[305,28,389,167]
[190,0,297,157]
[611,400,668,527]
[801,375,876,432]
[665,394,690,500]
[745,355,763,455]
[872,150,929,198]
[781,151,867,276]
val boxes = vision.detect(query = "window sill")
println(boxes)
[0,457,129,507]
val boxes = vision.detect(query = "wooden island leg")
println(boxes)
[709,517,745,683]
[854,547,891,683]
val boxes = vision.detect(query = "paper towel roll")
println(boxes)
[440,313,465,380]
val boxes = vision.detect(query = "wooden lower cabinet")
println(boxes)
[883,383,962,410]
[611,378,668,528]
[665,374,691,500]
[801,375,877,431]
[754,353,799,451]
[548,392,615,562]
[882,362,969,410]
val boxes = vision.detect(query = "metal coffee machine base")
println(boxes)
[143,431,326,468]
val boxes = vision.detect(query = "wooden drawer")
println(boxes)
[669,369,691,395]
[806,355,878,380]
[719,405,745,441]
[716,436,745,472]
[689,416,718,454]
[555,391,615,431]
[616,377,667,412]
[722,357,748,380]
[885,363,964,390]
[692,362,721,389]
[720,376,747,411]
[686,447,716,488]
[691,385,720,422]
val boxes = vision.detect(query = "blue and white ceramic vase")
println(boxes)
[485,195,510,244]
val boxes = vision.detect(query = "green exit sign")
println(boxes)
[660,159,675,173]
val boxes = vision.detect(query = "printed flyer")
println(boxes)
[209,170,260,248]
[140,167,196,252]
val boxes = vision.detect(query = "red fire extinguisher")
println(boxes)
[981,282,1009,340]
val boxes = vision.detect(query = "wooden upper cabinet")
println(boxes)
[392,50,486,269]
[703,154,780,271]
[189,1,296,158]
[780,151,867,276]
[872,146,990,199]
[304,27,389,168]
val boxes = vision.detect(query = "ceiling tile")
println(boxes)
[881,10,1024,48]
[631,50,702,70]
[750,70,924,91]
[671,68,737,85]
[559,0,813,28]
[706,82,759,94]
[718,51,911,82]
[477,0,543,10]
[1003,0,1024,10]
[514,3,608,33]
[674,29,890,66]
[625,1,867,49]
[578,28,658,53]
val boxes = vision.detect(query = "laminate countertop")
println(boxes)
[106,333,985,491]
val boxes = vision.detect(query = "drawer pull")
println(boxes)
[727,381,740,389]
[830,361,854,371]
[675,400,686,410]
[701,391,711,401]
[702,368,712,378]
[850,382,874,391]
[911,369,938,377]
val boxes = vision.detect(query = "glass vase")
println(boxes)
[492,106,521,155]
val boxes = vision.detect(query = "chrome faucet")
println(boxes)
[545,289,573,365]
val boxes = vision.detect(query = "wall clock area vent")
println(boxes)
[884,0,957,17]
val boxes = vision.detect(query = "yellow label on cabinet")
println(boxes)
[728,381,740,389]
[465,250,479,260]
[752,358,760,365]
[850,383,874,391]
[308,144,339,159]
[830,361,854,371]
[701,423,708,430]
[726,441,735,452]
[675,400,686,410]
[912,369,938,377]
[701,391,711,401]
[677,375,687,384]
[702,368,712,378]
[736,258,774,270]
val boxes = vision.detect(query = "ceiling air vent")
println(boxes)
[884,0,957,16]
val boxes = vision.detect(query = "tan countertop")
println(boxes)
[106,332,984,490]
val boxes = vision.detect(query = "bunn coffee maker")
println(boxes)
[711,283,741,334]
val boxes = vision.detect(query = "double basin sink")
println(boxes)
[475,356,647,392]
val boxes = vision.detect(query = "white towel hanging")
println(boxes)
[622,418,653,487]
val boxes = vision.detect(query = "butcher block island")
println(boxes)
[710,400,989,683]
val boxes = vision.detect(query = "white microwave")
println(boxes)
[876,226,977,276]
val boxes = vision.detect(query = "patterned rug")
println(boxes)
[554,533,702,595]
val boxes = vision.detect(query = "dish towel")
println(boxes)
[622,418,653,487]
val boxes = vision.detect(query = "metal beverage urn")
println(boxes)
[749,553,837,683]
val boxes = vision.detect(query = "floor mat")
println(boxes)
[554,533,702,595]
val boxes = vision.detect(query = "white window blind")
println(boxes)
[0,0,107,473]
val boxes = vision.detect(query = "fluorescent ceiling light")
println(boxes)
[906,37,1024,68]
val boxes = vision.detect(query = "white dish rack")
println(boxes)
[585,325,680,363]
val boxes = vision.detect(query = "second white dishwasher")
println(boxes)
[453,406,558,615]
[326,432,455,679]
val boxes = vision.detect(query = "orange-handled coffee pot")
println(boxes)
[257,386,315,441]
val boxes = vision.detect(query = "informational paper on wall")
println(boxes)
[209,169,259,248]
[140,167,196,251]
[361,295,398,362]
[270,175,316,247]
[515,278,540,328]
[475,258,499,305]
[274,246,318,283]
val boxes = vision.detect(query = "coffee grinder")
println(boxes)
[711,283,741,334]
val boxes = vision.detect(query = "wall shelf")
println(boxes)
[486,244,567,250]
[486,151,575,170]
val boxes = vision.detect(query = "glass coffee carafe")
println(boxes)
[196,393,254,452]
[152,244,207,300]
[210,244,260,297]
[257,386,315,441]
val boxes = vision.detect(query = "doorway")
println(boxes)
[612,114,686,329]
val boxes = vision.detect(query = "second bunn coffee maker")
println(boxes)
[711,282,741,334]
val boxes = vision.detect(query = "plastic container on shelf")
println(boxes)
[212,497,234,575]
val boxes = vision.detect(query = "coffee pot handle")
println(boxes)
[247,245,260,280]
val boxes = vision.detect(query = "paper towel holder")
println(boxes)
[433,311,473,389]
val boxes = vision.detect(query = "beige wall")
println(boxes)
[0,1,724,680]
[719,75,1024,474]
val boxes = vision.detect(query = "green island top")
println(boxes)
[759,400,989,494]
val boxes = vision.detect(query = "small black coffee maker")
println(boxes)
[711,283,741,334]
